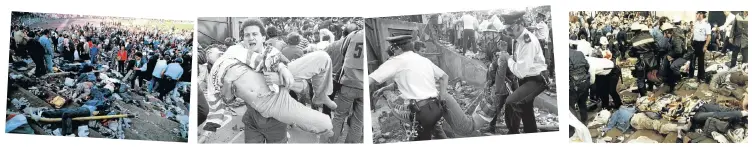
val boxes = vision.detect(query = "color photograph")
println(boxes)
[6,11,194,142]
[568,11,748,143]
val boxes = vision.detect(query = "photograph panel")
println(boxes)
[195,17,365,144]
[7,11,194,142]
[568,11,748,143]
[367,5,558,144]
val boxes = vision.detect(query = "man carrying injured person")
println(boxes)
[202,18,337,143]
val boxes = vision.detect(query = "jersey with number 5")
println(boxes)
[341,30,365,89]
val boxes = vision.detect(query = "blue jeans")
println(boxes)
[329,86,363,143]
[148,76,160,93]
[90,55,97,64]
[45,55,53,73]
[172,82,190,96]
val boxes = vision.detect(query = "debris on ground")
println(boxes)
[579,51,748,143]
[6,16,191,142]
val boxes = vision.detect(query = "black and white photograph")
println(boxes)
[196,17,365,143]
[567,11,748,143]
[367,5,558,144]
[6,11,194,142]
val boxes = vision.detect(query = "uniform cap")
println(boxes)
[502,11,526,25]
[385,35,413,46]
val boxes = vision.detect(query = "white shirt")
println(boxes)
[151,60,168,78]
[370,51,445,100]
[316,41,330,51]
[586,57,615,84]
[462,14,478,30]
[508,29,547,79]
[692,20,712,41]
[222,44,250,65]
[721,13,736,37]
[536,22,550,41]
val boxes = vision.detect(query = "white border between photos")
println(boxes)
[0,0,749,146]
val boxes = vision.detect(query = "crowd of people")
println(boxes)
[7,12,193,141]
[197,17,364,143]
[371,8,556,143]
[568,11,748,143]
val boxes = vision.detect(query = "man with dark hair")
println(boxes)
[282,33,305,61]
[131,52,148,88]
[213,18,336,143]
[329,30,364,143]
[27,32,48,77]
[265,26,287,50]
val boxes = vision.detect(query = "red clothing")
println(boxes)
[118,50,128,61]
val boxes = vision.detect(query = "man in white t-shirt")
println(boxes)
[458,13,479,54]
[369,35,449,141]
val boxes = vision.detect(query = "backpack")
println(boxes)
[569,49,590,91]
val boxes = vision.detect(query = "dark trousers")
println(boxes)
[197,85,209,126]
[411,99,444,141]
[41,107,92,135]
[30,54,47,77]
[118,60,126,73]
[689,41,706,79]
[636,73,654,96]
[505,75,546,134]
[461,29,476,53]
[131,71,147,89]
[693,103,745,123]
[595,75,621,110]
[569,89,588,123]
[729,44,748,68]
[158,78,177,100]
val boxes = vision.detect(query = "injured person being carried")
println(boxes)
[201,43,337,136]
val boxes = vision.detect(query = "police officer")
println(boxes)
[689,11,711,82]
[502,11,548,134]
[369,35,450,140]
[329,30,364,143]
